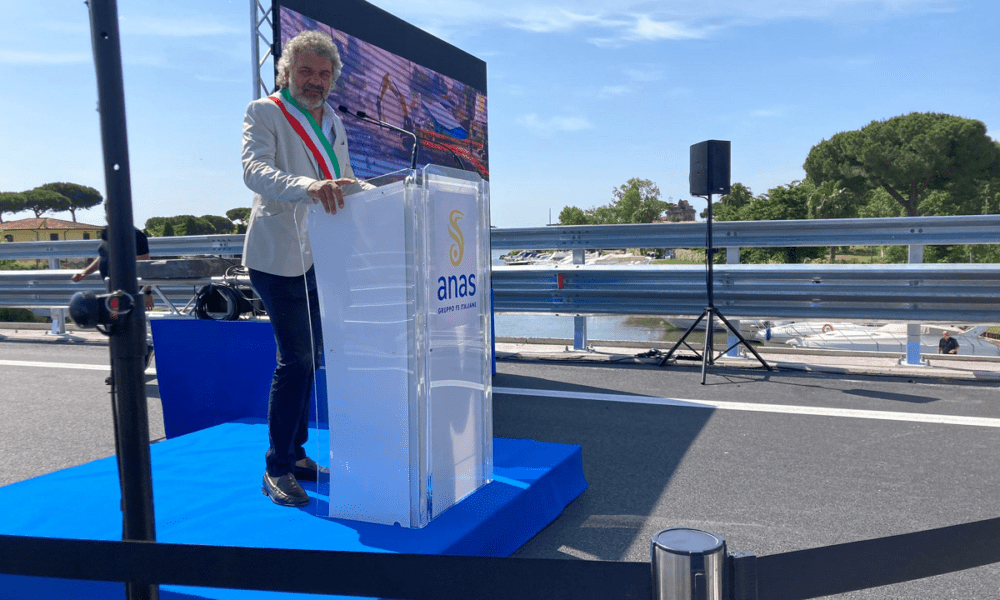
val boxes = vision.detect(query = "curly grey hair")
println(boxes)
[275,30,343,90]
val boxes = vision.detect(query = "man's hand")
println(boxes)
[71,271,86,283]
[307,178,357,214]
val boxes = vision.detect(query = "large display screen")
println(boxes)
[275,0,489,180]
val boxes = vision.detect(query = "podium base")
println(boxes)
[0,423,586,599]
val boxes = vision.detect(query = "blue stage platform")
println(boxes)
[0,422,587,599]
[0,319,586,597]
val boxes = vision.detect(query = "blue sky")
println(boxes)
[2,0,997,229]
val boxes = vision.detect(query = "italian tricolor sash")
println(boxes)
[268,89,342,179]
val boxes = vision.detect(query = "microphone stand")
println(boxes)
[658,193,771,383]
[339,105,467,172]
[339,105,419,170]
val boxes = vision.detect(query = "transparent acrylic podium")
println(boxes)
[307,165,493,528]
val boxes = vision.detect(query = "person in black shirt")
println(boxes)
[72,227,156,375]
[938,331,959,354]
[72,227,154,311]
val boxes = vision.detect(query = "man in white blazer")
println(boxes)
[242,30,357,507]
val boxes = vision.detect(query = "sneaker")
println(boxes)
[261,472,309,507]
[292,456,330,482]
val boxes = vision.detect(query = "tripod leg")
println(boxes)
[714,311,772,371]
[701,309,713,384]
[659,311,707,366]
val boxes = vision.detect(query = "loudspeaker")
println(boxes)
[689,140,731,196]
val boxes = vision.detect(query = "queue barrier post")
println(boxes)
[651,528,727,600]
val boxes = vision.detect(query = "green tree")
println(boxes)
[200,214,235,234]
[144,217,167,236]
[804,112,1000,217]
[226,207,252,227]
[558,177,669,226]
[711,181,823,264]
[144,215,215,236]
[557,206,589,225]
[35,182,102,222]
[609,178,667,223]
[171,215,214,236]
[22,188,71,219]
[718,183,754,210]
[0,192,27,223]
[801,179,862,261]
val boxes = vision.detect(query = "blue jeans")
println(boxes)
[249,267,323,477]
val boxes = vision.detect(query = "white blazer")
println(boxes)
[241,96,356,277]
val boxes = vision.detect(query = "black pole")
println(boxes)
[705,194,714,307]
[702,194,715,381]
[87,2,158,599]
[659,193,771,381]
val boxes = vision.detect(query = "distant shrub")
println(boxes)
[0,307,37,322]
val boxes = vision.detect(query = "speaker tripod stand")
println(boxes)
[658,192,772,384]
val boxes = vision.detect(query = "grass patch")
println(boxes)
[623,316,679,330]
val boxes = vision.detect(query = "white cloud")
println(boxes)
[628,15,708,40]
[507,8,604,33]
[598,85,631,98]
[516,113,593,136]
[366,0,962,44]
[588,37,627,49]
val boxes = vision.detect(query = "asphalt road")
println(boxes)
[2,339,998,599]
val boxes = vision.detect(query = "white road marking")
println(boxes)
[494,386,1000,429]
[0,359,109,371]
[0,359,156,376]
[556,545,602,561]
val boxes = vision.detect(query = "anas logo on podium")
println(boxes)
[437,208,477,305]
[448,210,464,266]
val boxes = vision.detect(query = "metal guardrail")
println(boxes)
[0,271,213,313]
[0,234,244,260]
[1,214,998,261]
[490,215,1000,250]
[491,263,1000,322]
[2,216,1000,323]
[9,262,999,323]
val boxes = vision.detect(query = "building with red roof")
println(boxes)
[0,217,103,243]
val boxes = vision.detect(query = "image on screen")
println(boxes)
[278,6,489,180]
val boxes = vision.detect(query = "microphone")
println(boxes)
[338,105,467,172]
[418,134,466,171]
[339,105,419,170]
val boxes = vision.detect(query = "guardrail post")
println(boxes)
[48,258,67,335]
[50,308,68,335]
[725,247,741,358]
[651,527,726,600]
[572,249,587,350]
[904,244,927,366]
